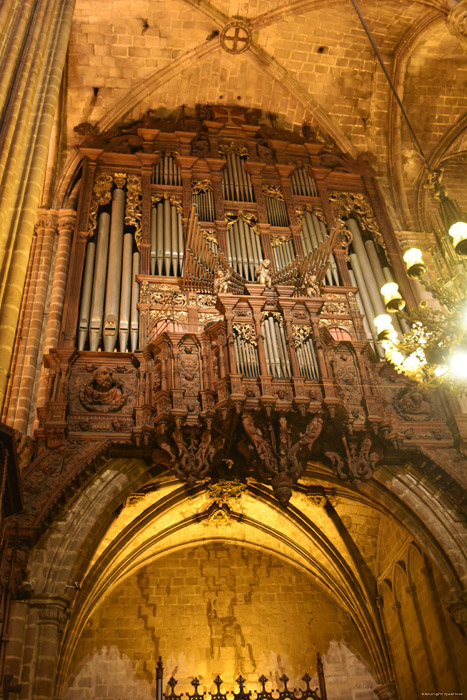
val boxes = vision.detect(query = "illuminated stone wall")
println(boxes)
[64,543,376,699]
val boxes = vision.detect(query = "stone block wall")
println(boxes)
[64,543,377,699]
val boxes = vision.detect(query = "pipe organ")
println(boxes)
[152,154,181,186]
[78,174,141,353]
[226,216,264,281]
[57,108,413,453]
[298,210,341,286]
[291,166,318,197]
[192,180,215,222]
[220,145,255,202]
[263,186,290,227]
[150,197,184,277]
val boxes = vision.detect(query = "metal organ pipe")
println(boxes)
[291,167,318,197]
[130,251,140,352]
[118,232,133,352]
[89,211,110,351]
[347,219,385,317]
[163,198,172,275]
[349,253,380,346]
[222,153,254,202]
[103,187,125,352]
[78,240,96,351]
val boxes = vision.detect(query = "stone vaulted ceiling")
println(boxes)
[61,0,467,231]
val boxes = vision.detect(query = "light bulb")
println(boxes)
[381,282,406,312]
[449,349,467,379]
[448,221,467,256]
[403,248,426,278]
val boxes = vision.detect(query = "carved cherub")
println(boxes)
[255,259,272,287]
[302,271,321,297]
[213,268,230,295]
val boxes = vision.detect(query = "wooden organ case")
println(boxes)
[35,111,456,507]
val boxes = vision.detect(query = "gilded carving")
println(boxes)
[219,141,248,157]
[225,210,259,235]
[202,229,218,245]
[329,192,384,248]
[207,478,246,506]
[261,311,283,327]
[88,172,113,237]
[232,324,257,346]
[79,367,127,412]
[271,233,292,248]
[296,205,326,224]
[192,179,213,194]
[151,192,183,214]
[255,259,272,287]
[213,269,231,295]
[292,325,313,348]
[262,184,284,201]
[113,172,127,189]
[124,174,142,248]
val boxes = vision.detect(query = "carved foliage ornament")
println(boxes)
[225,210,258,234]
[124,174,142,248]
[88,172,113,237]
[151,192,183,214]
[219,142,249,157]
[261,311,284,327]
[271,233,292,248]
[192,179,213,194]
[329,192,384,249]
[296,205,326,224]
[292,325,313,348]
[262,184,284,201]
[207,478,247,507]
[233,323,257,346]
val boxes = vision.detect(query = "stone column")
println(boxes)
[5,210,58,434]
[0,0,76,408]
[31,597,68,700]
[373,681,398,700]
[35,210,76,419]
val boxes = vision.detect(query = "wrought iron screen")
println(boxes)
[156,656,327,700]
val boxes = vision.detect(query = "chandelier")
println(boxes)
[350,0,467,389]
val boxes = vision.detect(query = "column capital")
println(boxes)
[57,209,77,235]
[35,209,58,233]
[30,595,69,627]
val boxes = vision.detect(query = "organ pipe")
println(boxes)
[222,152,255,202]
[78,240,96,351]
[118,233,133,352]
[301,212,340,285]
[297,339,319,380]
[263,318,291,379]
[103,187,125,352]
[347,219,385,317]
[264,193,289,227]
[89,211,110,351]
[152,156,181,185]
[272,240,294,270]
[349,252,380,347]
[130,252,140,352]
[291,167,318,197]
[227,220,263,281]
[150,200,185,277]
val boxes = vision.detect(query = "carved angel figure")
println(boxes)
[302,271,321,297]
[255,259,272,287]
[213,268,230,295]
